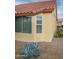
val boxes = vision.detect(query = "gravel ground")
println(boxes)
[15,38,63,59]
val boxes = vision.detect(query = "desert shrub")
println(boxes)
[54,28,63,38]
[20,43,40,59]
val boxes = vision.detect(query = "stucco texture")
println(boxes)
[15,12,56,42]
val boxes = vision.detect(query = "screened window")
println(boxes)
[15,16,32,33]
[36,16,42,33]
[15,16,22,32]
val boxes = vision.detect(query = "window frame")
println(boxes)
[36,15,42,33]
[15,16,32,33]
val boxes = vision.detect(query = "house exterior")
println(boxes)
[15,0,56,42]
[57,19,63,29]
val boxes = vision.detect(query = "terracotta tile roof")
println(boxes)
[57,19,63,24]
[15,0,55,16]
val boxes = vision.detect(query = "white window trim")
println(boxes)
[35,15,43,33]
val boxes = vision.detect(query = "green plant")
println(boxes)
[54,28,63,38]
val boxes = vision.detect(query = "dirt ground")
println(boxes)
[15,38,63,59]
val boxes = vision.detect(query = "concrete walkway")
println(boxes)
[15,38,63,59]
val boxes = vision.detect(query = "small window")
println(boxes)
[36,16,42,33]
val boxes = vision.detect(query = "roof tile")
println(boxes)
[15,0,55,16]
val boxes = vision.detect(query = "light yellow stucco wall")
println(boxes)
[15,12,56,42]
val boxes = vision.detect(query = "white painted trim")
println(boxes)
[35,15,43,33]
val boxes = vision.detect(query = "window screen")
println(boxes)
[36,16,42,33]
[23,16,32,33]
[15,16,32,33]
[15,16,22,32]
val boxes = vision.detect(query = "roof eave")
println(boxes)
[15,8,54,16]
